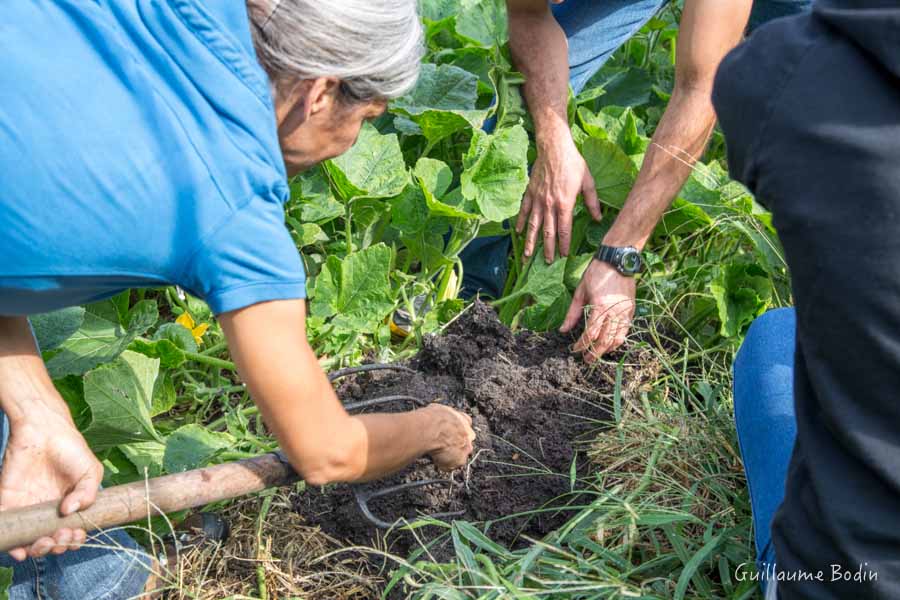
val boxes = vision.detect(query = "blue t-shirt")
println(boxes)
[0,0,306,316]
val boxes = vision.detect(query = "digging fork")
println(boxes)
[329,363,465,529]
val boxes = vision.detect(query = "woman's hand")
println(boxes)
[422,404,476,471]
[0,315,103,560]
[0,413,102,560]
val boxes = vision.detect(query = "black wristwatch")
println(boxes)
[595,245,643,276]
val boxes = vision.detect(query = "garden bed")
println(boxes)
[294,301,657,557]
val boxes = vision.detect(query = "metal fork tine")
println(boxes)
[343,395,421,412]
[353,479,464,529]
[328,363,415,382]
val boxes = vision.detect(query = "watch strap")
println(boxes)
[596,245,618,265]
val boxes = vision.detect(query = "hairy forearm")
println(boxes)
[0,316,72,426]
[602,87,717,249]
[508,5,571,150]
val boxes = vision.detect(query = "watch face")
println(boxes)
[619,249,642,274]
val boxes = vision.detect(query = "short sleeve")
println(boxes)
[181,196,306,315]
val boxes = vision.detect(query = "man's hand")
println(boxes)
[0,414,102,560]
[560,259,636,362]
[517,135,601,263]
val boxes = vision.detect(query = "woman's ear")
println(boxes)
[275,77,341,133]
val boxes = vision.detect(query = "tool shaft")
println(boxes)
[0,454,297,552]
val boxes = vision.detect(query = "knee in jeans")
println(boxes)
[735,308,795,372]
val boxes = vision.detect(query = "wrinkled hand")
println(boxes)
[516,137,601,263]
[560,259,637,362]
[424,404,476,472]
[0,415,103,560]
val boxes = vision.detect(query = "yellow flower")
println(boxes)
[176,312,209,346]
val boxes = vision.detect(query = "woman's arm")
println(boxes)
[218,300,475,485]
[0,316,103,560]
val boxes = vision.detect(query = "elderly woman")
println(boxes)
[0,0,475,597]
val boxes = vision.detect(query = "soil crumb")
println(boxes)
[294,301,655,559]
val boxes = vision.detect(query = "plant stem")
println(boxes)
[255,493,273,600]
[200,341,228,356]
[182,350,237,371]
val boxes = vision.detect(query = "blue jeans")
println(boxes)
[0,413,152,599]
[460,0,812,298]
[733,308,797,594]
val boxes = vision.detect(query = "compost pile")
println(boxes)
[294,301,653,554]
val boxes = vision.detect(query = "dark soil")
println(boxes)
[293,301,655,559]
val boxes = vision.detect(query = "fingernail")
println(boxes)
[69,502,81,514]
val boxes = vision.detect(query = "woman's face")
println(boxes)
[274,78,386,177]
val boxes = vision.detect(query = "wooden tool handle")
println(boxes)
[0,453,298,552]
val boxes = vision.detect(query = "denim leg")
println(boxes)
[732,308,797,594]
[0,411,152,600]
[552,0,668,94]
[459,235,512,299]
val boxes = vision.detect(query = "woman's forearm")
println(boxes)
[219,300,472,486]
[0,316,72,426]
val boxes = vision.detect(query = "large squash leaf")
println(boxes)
[461,125,529,222]
[43,300,157,379]
[324,123,408,200]
[81,350,162,450]
[164,425,235,473]
[582,137,637,210]
[392,64,487,142]
[310,244,395,334]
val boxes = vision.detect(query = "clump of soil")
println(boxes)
[294,301,655,557]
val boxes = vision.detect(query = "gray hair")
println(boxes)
[247,0,424,102]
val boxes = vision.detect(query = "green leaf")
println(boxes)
[81,350,162,450]
[164,425,235,473]
[55,375,89,429]
[674,530,726,600]
[577,106,646,154]
[414,158,479,220]
[120,440,166,479]
[44,300,158,379]
[456,0,507,47]
[129,337,186,369]
[153,322,198,353]
[564,253,594,290]
[151,371,177,416]
[310,244,396,334]
[0,567,11,600]
[414,158,454,198]
[294,222,329,247]
[392,64,487,142]
[461,125,529,221]
[295,168,344,223]
[710,263,773,338]
[518,258,568,306]
[30,306,85,351]
[100,447,140,487]
[324,123,408,200]
[581,137,637,209]
[419,0,457,21]
[390,185,431,235]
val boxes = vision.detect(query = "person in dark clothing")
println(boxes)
[713,1,900,597]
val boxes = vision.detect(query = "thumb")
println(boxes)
[583,172,602,222]
[60,468,100,516]
[560,286,586,332]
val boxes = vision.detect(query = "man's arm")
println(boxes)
[0,316,103,560]
[507,0,601,263]
[218,300,475,485]
[562,0,753,361]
